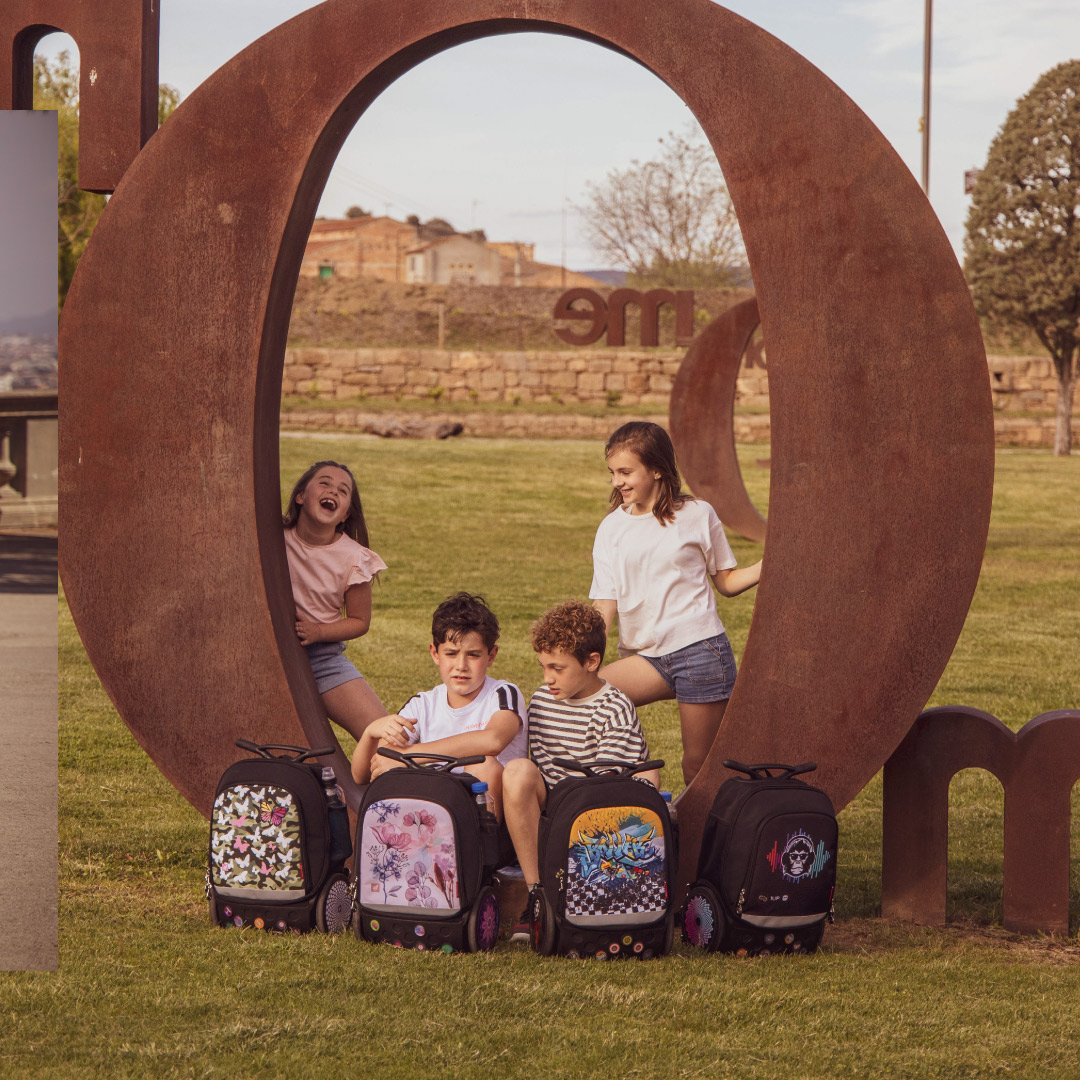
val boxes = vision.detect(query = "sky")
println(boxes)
[36,0,1080,270]
[0,111,56,325]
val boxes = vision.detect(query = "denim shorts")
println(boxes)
[642,633,737,704]
[304,640,365,694]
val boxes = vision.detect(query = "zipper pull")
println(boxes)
[204,866,213,899]
[736,887,745,918]
[556,868,565,892]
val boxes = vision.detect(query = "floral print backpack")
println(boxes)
[207,740,353,933]
[353,750,502,953]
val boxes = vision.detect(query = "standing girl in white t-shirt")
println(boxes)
[590,422,761,785]
[283,460,387,740]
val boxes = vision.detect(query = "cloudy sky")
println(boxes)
[38,1,1080,269]
[0,111,56,326]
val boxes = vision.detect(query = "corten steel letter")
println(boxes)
[553,288,606,346]
[58,2,993,886]
[882,706,1080,935]
[670,295,767,543]
[1,0,159,192]
[605,288,694,347]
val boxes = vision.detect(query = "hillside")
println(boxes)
[287,277,754,351]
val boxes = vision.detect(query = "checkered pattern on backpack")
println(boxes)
[565,874,668,917]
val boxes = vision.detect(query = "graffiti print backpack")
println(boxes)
[207,740,353,933]
[353,750,502,953]
[682,760,837,955]
[531,758,676,959]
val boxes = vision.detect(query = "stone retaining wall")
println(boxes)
[281,347,1077,446]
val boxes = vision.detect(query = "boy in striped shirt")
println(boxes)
[502,600,659,942]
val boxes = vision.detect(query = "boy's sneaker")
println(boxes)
[509,885,539,944]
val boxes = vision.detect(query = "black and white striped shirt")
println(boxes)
[527,682,648,785]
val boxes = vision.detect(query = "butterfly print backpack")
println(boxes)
[207,740,353,933]
[531,758,677,960]
[682,761,837,956]
[353,750,503,954]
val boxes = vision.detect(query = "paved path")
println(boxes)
[0,533,57,970]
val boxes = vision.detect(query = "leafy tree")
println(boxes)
[579,127,745,289]
[964,60,1079,456]
[344,205,369,219]
[33,50,181,310]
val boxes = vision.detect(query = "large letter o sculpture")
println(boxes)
[58,0,994,881]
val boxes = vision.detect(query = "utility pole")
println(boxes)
[921,0,933,194]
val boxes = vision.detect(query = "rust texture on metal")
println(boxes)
[55,0,993,886]
[669,295,767,543]
[1,0,159,192]
[882,706,1080,935]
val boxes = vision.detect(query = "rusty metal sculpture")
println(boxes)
[882,706,1080,935]
[1,0,159,192]
[45,1,993,889]
[669,295,767,543]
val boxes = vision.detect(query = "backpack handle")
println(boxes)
[552,757,665,779]
[375,747,485,771]
[723,759,817,780]
[235,739,335,762]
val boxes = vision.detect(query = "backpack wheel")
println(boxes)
[682,883,723,952]
[466,886,501,952]
[315,873,353,933]
[530,886,556,956]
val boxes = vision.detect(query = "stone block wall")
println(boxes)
[282,347,700,408]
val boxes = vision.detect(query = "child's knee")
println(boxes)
[502,757,541,796]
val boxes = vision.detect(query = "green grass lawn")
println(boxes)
[8,441,1078,1079]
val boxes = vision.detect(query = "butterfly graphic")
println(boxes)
[259,800,288,827]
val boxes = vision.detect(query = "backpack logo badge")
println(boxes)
[766,831,832,883]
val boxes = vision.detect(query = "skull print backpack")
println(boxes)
[681,761,837,955]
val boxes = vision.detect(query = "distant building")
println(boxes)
[405,233,503,285]
[301,216,419,281]
[302,214,606,289]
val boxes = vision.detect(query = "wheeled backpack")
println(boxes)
[531,758,676,959]
[682,760,837,955]
[353,749,502,953]
[207,740,353,933]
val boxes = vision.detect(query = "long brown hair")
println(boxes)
[604,422,689,526]
[282,460,369,547]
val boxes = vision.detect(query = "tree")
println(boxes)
[33,50,181,310]
[579,127,744,289]
[345,205,369,219]
[964,60,1079,456]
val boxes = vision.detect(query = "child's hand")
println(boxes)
[369,751,407,780]
[295,619,323,645]
[366,714,416,748]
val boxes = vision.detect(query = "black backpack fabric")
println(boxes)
[682,760,837,955]
[532,758,676,959]
[353,750,502,953]
[207,740,353,933]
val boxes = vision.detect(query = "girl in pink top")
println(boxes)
[283,461,387,740]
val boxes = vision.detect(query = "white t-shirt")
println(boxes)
[590,499,737,657]
[399,676,528,768]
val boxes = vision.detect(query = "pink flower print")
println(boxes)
[403,809,438,841]
[372,825,410,851]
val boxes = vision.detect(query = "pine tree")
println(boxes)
[964,60,1080,455]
